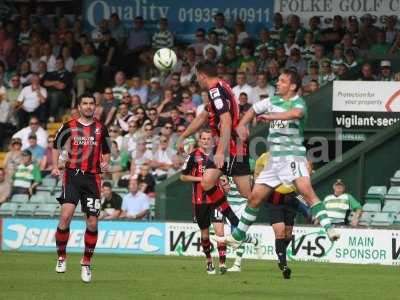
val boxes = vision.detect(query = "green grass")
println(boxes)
[0,252,399,300]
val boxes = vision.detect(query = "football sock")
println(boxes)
[232,205,260,241]
[217,244,226,265]
[275,238,287,267]
[82,229,98,265]
[310,201,333,231]
[234,245,245,266]
[201,238,212,261]
[55,227,70,259]
[284,238,292,250]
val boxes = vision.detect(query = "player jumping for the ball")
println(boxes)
[178,61,259,248]
[52,93,111,283]
[215,69,340,248]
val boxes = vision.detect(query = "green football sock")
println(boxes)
[232,206,259,241]
[311,201,332,231]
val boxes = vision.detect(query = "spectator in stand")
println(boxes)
[130,138,153,175]
[158,88,179,116]
[12,116,48,149]
[3,138,23,179]
[323,179,362,227]
[285,47,307,77]
[39,134,56,177]
[203,31,223,60]
[257,46,272,72]
[168,154,184,177]
[142,123,159,152]
[19,60,33,87]
[129,76,148,105]
[210,13,230,43]
[101,87,118,126]
[320,15,346,50]
[178,90,195,114]
[122,120,141,155]
[169,108,185,129]
[237,44,256,73]
[370,30,391,55]
[283,31,299,56]
[15,73,47,127]
[114,103,133,134]
[255,28,276,57]
[358,13,380,50]
[318,60,336,86]
[384,15,398,44]
[38,61,49,83]
[152,18,174,49]
[238,92,252,119]
[73,42,99,97]
[275,44,288,68]
[0,168,11,204]
[148,107,168,132]
[120,178,150,220]
[184,47,198,71]
[27,45,41,73]
[267,60,280,87]
[358,63,377,81]
[43,56,73,121]
[341,33,359,56]
[378,60,395,81]
[151,135,176,181]
[180,62,193,87]
[234,19,250,44]
[6,74,22,107]
[301,31,316,61]
[108,125,124,150]
[11,149,42,196]
[344,48,359,69]
[270,12,284,41]
[389,32,400,55]
[40,43,57,72]
[0,83,13,147]
[302,61,320,89]
[190,28,207,59]
[335,63,349,80]
[303,80,320,96]
[134,106,150,128]
[112,71,129,102]
[61,46,74,72]
[232,72,254,103]
[99,181,123,220]
[331,44,345,73]
[188,82,202,107]
[98,29,119,85]
[107,141,130,185]
[126,16,151,76]
[252,72,275,103]
[109,13,126,46]
[26,133,45,164]
[91,19,108,49]
[137,163,156,195]
[147,77,163,108]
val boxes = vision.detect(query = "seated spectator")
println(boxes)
[147,77,163,108]
[302,61,319,88]
[301,31,316,61]
[151,135,176,181]
[11,150,42,196]
[12,116,48,149]
[335,63,349,79]
[108,125,124,150]
[134,106,150,128]
[318,60,336,86]
[122,120,141,155]
[378,60,394,81]
[285,47,307,77]
[370,30,391,55]
[303,80,320,96]
[114,103,133,134]
[152,18,174,49]
[178,90,195,114]
[142,123,159,152]
[43,56,73,121]
[40,43,57,72]
[137,163,156,195]
[112,71,129,102]
[384,15,397,44]
[6,74,22,108]
[344,48,359,69]
[108,141,130,183]
[3,138,23,180]
[190,28,207,58]
[255,27,277,57]
[157,88,179,116]
[73,43,99,97]
[161,122,178,146]
[358,63,377,81]
[147,107,169,132]
[180,62,193,87]
[275,45,288,68]
[27,45,41,73]
[19,60,33,87]
[99,181,122,220]
[196,90,209,116]
[237,44,256,72]
[252,72,275,103]
[130,138,153,175]
[40,135,56,177]
[256,46,273,73]
[266,60,280,87]
[0,82,13,147]
[15,73,47,127]
[323,179,362,227]
[38,61,48,83]
[61,46,74,73]
[203,31,223,59]
[109,13,127,46]
[238,92,252,119]
[0,168,11,204]
[26,133,45,164]
[232,72,254,103]
[311,44,328,68]
[187,82,202,107]
[101,87,118,126]
[129,76,148,105]
[283,31,299,56]
[120,178,150,220]
[331,44,345,73]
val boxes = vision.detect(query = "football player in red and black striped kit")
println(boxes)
[181,130,239,275]
[178,61,258,246]
[51,93,110,283]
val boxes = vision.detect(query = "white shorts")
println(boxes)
[255,156,309,188]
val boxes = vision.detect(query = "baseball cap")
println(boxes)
[380,60,391,68]
[22,149,32,156]
[333,179,345,187]
[150,77,160,83]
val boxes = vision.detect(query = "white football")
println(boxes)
[153,48,177,71]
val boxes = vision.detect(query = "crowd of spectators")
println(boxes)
[0,4,400,213]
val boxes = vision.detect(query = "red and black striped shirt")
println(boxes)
[54,119,110,174]
[206,80,247,156]
[181,148,212,205]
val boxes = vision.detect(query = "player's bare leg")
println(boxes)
[55,203,75,273]
[294,177,340,241]
[200,228,215,274]
[212,222,227,274]
[272,222,291,279]
[80,215,99,283]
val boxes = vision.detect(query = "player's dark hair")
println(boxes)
[196,60,218,77]
[77,92,95,106]
[282,69,302,92]
[199,129,212,138]
[102,181,112,189]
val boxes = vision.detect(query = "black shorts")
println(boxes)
[57,169,102,216]
[206,154,250,177]
[266,193,299,226]
[193,204,224,230]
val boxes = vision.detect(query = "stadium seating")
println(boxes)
[17,203,38,216]
[359,211,374,226]
[34,204,58,217]
[370,212,394,226]
[10,194,29,204]
[0,202,18,216]
[390,170,400,186]
[382,200,400,213]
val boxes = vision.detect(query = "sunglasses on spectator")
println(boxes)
[110,129,118,132]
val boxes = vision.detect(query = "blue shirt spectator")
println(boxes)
[120,178,150,220]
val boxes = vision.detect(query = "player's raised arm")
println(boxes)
[215,111,231,168]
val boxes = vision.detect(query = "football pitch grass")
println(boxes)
[0,252,399,300]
